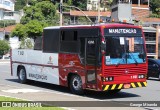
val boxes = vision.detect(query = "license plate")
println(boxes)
[124,84,131,89]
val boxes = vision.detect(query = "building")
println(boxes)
[111,0,150,23]
[63,10,111,25]
[143,27,158,59]
[0,25,19,49]
[0,0,15,20]
[0,25,16,40]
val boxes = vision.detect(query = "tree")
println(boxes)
[25,20,48,39]
[67,0,72,6]
[15,0,26,11]
[12,1,56,40]
[0,40,10,55]
[10,24,27,40]
[78,17,89,25]
[11,20,48,40]
[150,0,160,18]
[21,1,56,25]
[72,0,87,10]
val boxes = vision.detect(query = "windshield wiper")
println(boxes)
[128,50,138,65]
[115,53,126,67]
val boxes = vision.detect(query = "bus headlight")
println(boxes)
[105,76,114,81]
[138,74,145,79]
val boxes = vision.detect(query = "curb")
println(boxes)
[0,61,10,64]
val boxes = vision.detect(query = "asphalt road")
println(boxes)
[0,61,160,110]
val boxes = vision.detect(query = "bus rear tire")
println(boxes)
[70,75,84,95]
[18,67,27,84]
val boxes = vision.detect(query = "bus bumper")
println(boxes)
[102,82,147,91]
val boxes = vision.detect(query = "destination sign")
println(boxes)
[104,28,142,36]
[109,29,137,34]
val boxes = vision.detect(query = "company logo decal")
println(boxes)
[125,69,129,74]
[48,56,53,64]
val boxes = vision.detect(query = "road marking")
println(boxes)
[0,62,10,65]
[2,89,42,94]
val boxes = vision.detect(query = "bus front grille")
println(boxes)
[104,66,147,76]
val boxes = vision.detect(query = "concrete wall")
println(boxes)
[111,3,132,22]
[118,4,132,22]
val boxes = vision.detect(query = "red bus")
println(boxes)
[11,23,147,95]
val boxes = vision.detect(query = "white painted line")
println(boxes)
[0,94,30,101]
[0,62,10,64]
[2,88,42,94]
[0,83,101,101]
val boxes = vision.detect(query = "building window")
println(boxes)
[0,0,3,4]
[146,44,156,53]
[144,32,156,41]
[4,1,10,6]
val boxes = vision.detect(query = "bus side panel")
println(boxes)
[12,63,20,77]
[12,49,60,85]
[26,51,59,85]
[58,53,86,88]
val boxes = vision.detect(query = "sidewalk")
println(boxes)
[0,84,145,110]
[0,59,10,63]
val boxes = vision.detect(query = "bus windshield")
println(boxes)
[104,28,146,66]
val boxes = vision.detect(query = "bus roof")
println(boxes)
[44,23,141,30]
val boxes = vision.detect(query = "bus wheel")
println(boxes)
[70,75,84,95]
[107,89,121,94]
[18,67,27,84]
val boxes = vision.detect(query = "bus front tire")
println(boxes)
[70,75,84,95]
[18,67,27,84]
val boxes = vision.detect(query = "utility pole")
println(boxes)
[60,0,63,26]
[98,0,100,23]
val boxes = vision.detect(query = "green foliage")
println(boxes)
[21,6,44,24]
[25,20,48,38]
[150,13,160,18]
[15,0,26,11]
[10,24,27,40]
[19,38,34,49]
[12,0,56,39]
[150,0,160,18]
[73,0,87,10]
[78,17,89,25]
[67,0,72,6]
[21,1,56,25]
[0,20,16,28]
[0,40,10,55]
[11,20,48,39]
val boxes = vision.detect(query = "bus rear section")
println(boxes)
[100,25,147,92]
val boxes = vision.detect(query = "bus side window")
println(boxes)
[79,38,85,64]
[43,29,60,53]
[86,38,96,65]
[60,30,79,53]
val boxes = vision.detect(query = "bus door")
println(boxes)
[85,38,98,86]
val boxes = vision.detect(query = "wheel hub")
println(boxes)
[72,77,81,90]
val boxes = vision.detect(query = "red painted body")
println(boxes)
[58,24,148,91]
